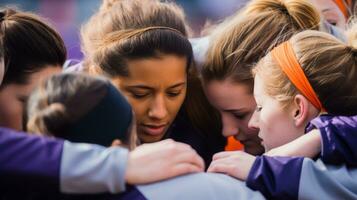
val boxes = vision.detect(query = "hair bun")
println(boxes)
[27,103,68,136]
[244,0,320,30]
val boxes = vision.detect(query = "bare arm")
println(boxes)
[265,129,321,158]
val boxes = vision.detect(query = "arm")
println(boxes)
[246,156,357,200]
[310,115,357,166]
[0,127,129,194]
[265,115,357,166]
[0,127,63,191]
[298,158,357,200]
[0,129,205,194]
[264,129,321,158]
[246,156,304,200]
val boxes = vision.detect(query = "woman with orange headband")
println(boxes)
[207,24,357,199]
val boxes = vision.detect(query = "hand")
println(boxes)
[125,139,205,184]
[111,139,122,147]
[207,151,256,181]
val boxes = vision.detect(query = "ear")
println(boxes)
[291,94,311,127]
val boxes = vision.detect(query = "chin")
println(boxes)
[139,133,165,143]
[245,146,265,156]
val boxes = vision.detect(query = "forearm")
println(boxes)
[310,115,357,166]
[298,158,357,199]
[246,156,304,199]
[0,127,63,190]
[60,141,128,194]
[265,129,321,158]
[0,127,129,194]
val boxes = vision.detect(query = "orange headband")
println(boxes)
[271,41,325,111]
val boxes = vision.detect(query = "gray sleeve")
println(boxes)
[298,158,357,200]
[138,173,265,200]
[60,141,128,194]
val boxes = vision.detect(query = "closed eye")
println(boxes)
[166,90,182,97]
[130,91,149,99]
[255,106,262,112]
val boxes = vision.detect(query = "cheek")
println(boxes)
[240,113,255,132]
[166,93,185,114]
[259,110,297,150]
[257,110,284,149]
[258,111,274,133]
[0,95,23,130]
[125,98,147,122]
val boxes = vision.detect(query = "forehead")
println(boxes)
[122,55,187,86]
[205,79,255,109]
[253,75,267,100]
[310,0,339,11]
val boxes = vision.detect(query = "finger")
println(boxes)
[208,156,239,171]
[173,151,205,170]
[111,139,122,147]
[170,163,203,178]
[212,151,239,160]
[171,141,194,151]
[207,163,236,176]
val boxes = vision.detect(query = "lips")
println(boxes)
[141,124,167,136]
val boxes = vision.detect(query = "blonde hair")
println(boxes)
[99,0,120,12]
[253,23,357,115]
[201,0,320,91]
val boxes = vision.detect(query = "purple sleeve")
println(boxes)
[246,156,304,200]
[0,127,63,191]
[307,115,357,166]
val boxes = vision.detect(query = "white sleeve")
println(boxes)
[60,141,128,194]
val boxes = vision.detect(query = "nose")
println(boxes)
[248,110,259,130]
[221,113,239,137]
[148,95,168,120]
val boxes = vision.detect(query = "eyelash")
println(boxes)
[327,20,337,26]
[131,92,148,99]
[233,114,246,120]
[17,96,28,104]
[130,91,181,99]
[255,106,262,112]
[167,91,181,97]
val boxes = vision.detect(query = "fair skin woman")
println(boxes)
[200,0,322,157]
[310,0,347,29]
[0,66,61,130]
[207,73,322,180]
[204,79,263,155]
[0,9,67,131]
[207,27,357,180]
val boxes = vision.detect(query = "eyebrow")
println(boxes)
[321,8,334,13]
[126,82,186,90]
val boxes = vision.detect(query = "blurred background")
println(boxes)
[0,0,249,60]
